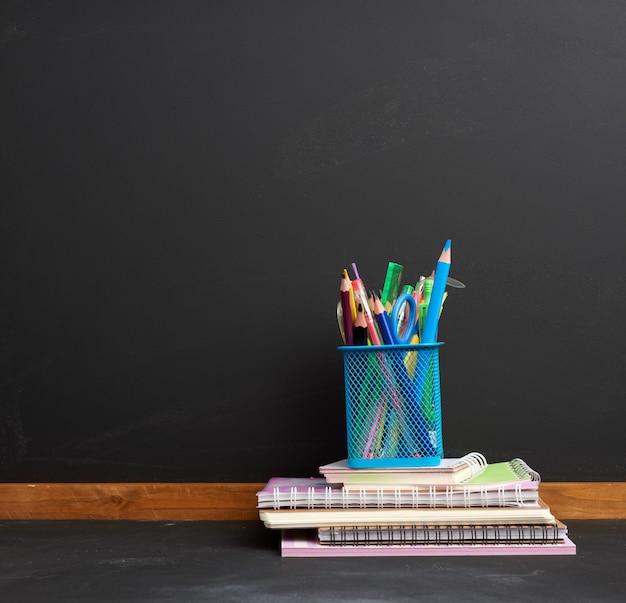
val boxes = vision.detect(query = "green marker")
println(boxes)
[381,262,403,313]
[418,274,433,334]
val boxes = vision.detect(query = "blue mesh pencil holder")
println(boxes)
[339,343,444,468]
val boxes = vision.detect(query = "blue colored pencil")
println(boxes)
[420,240,451,344]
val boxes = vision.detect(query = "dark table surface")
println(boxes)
[0,520,624,602]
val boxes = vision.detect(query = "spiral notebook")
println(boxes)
[319,452,488,486]
[281,530,577,557]
[318,520,569,545]
[463,458,540,486]
[259,498,554,530]
[256,471,539,510]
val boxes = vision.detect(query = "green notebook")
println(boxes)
[464,458,540,486]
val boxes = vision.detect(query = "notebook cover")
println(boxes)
[280,530,576,557]
[319,452,487,486]
[319,456,538,488]
[256,476,539,510]
[260,498,554,529]
[317,520,569,545]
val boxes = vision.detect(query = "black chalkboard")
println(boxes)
[2,1,625,482]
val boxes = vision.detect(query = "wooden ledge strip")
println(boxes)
[0,482,624,520]
[539,482,626,519]
[0,483,264,521]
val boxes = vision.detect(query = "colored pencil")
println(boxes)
[340,272,354,345]
[372,292,396,345]
[353,304,368,346]
[351,263,381,345]
[420,240,451,344]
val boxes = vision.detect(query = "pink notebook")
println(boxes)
[257,475,539,510]
[280,530,576,557]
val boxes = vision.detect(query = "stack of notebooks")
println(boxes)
[257,452,576,557]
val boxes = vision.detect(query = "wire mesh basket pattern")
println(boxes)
[340,344,444,468]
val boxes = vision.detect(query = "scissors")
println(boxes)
[389,293,419,344]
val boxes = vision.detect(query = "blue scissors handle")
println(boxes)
[390,293,418,344]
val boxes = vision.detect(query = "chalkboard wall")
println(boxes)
[2,1,625,482]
